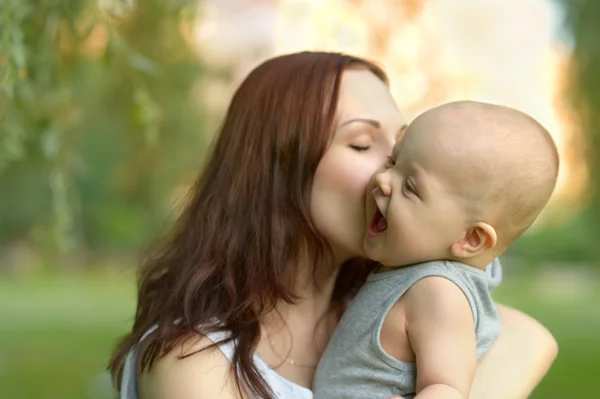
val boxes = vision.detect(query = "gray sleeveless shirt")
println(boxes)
[313,260,502,399]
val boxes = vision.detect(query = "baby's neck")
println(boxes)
[377,254,495,273]
[456,256,493,270]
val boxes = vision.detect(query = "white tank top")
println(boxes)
[120,326,313,399]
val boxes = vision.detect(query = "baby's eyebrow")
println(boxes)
[396,124,408,140]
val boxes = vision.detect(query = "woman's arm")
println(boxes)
[139,335,247,399]
[469,304,558,399]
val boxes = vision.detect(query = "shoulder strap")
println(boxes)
[120,326,158,399]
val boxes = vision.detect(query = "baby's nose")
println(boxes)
[374,173,392,196]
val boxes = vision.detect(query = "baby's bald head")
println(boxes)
[403,100,559,246]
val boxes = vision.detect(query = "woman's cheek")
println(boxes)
[362,156,388,192]
[349,160,383,239]
[311,150,388,258]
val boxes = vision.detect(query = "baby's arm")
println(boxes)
[404,276,477,399]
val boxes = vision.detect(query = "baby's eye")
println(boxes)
[384,156,396,169]
[349,145,370,152]
[403,177,418,196]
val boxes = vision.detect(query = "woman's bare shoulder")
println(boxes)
[138,333,247,399]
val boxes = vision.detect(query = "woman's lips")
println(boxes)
[367,208,388,238]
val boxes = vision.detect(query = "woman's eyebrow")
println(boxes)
[339,119,408,140]
[339,118,381,128]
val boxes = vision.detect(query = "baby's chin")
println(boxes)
[363,239,384,262]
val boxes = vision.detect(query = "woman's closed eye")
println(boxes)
[349,144,370,151]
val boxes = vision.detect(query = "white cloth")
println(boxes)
[120,325,313,399]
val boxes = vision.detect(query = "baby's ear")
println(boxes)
[451,222,497,259]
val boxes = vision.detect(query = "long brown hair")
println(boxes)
[109,52,388,398]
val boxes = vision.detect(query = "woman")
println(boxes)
[109,52,557,399]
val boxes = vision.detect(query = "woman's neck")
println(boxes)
[269,259,341,328]
[261,251,345,345]
[254,254,348,386]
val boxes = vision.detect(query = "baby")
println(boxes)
[313,101,559,399]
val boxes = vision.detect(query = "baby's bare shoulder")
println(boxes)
[403,276,469,316]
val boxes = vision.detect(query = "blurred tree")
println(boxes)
[559,0,600,231]
[0,0,207,260]
[507,0,600,265]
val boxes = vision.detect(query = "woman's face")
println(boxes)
[311,68,407,264]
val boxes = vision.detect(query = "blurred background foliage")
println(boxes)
[1,0,208,264]
[509,0,600,266]
[0,0,598,398]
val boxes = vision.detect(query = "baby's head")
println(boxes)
[365,101,559,268]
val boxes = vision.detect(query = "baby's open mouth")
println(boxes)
[367,208,388,238]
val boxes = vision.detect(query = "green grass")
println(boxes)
[0,268,598,398]
[492,270,600,398]
[0,270,136,399]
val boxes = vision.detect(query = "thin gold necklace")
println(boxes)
[265,333,318,369]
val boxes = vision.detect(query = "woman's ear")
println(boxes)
[450,222,497,259]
